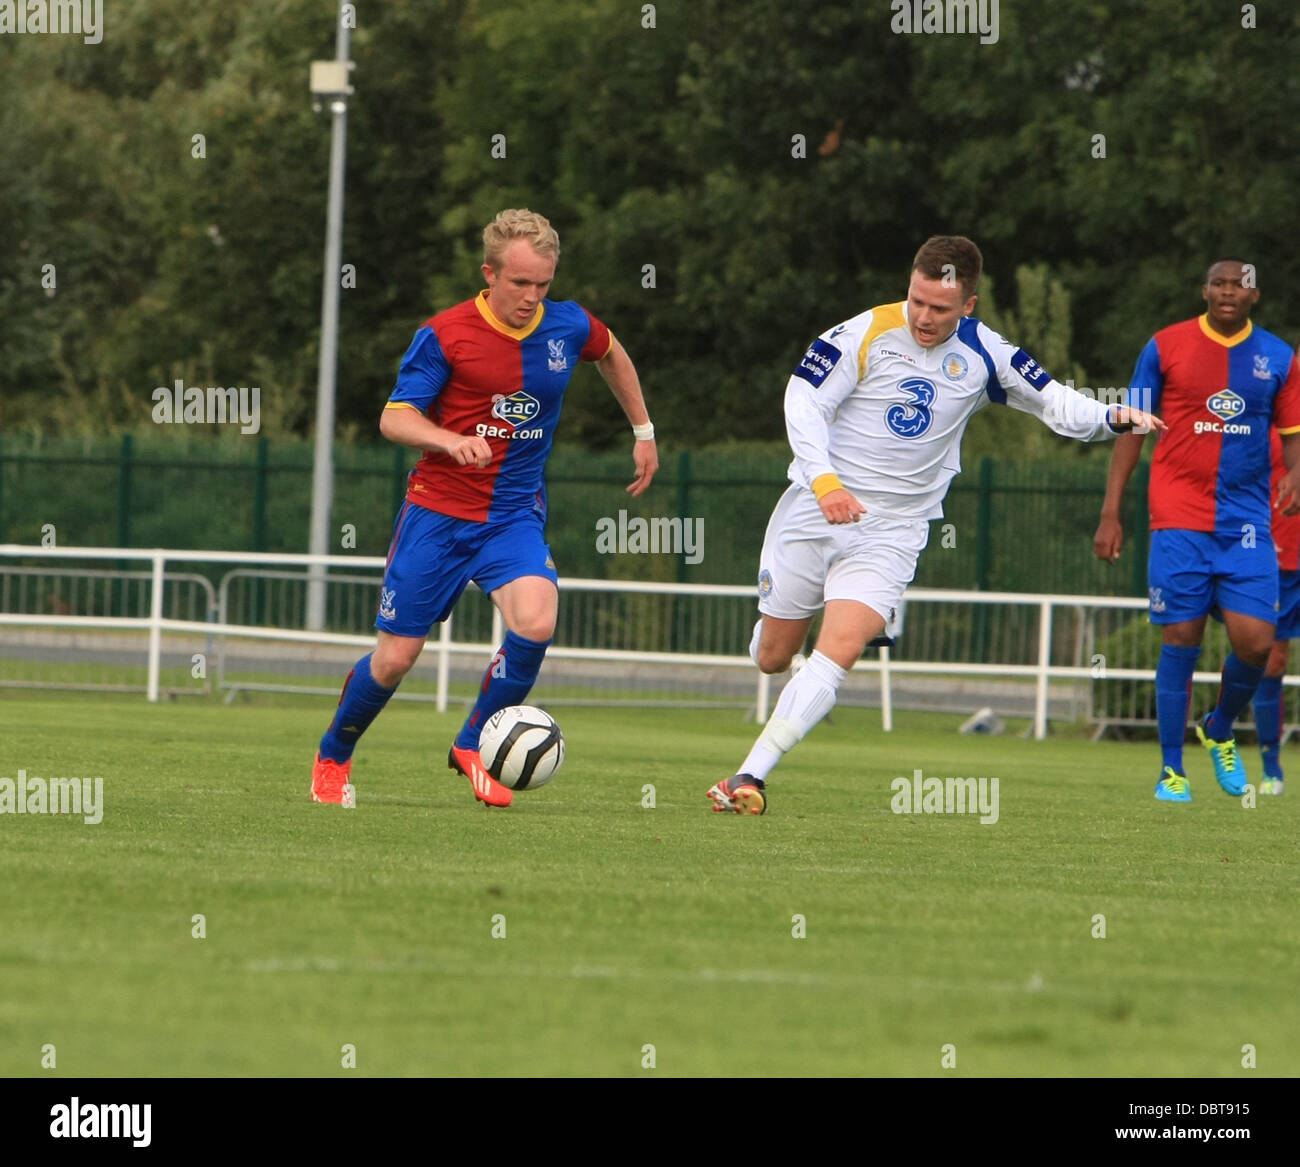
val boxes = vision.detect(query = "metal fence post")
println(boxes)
[252,436,269,552]
[975,457,993,589]
[879,644,893,732]
[436,616,451,714]
[1034,598,1052,739]
[1132,459,1150,597]
[252,437,269,625]
[675,450,690,583]
[673,450,692,650]
[147,551,164,702]
[974,457,993,658]
[115,434,134,616]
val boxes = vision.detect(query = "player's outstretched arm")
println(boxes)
[1093,430,1147,563]
[595,337,659,497]
[379,405,492,467]
[1105,403,1165,434]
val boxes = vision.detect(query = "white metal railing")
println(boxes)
[1,544,1287,738]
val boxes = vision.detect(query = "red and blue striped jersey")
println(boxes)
[1130,315,1300,534]
[1270,428,1300,572]
[385,291,613,522]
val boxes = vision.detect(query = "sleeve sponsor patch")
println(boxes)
[793,337,843,387]
[1010,348,1053,391]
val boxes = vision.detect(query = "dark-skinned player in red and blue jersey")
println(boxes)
[1095,258,1300,802]
[311,209,658,808]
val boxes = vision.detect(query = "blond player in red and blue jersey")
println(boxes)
[311,209,658,809]
[1095,259,1300,802]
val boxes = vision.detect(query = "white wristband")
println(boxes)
[632,422,655,441]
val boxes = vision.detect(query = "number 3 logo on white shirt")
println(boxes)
[886,378,936,439]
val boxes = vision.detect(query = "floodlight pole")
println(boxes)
[306,6,354,631]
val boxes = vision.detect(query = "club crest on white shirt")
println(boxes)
[942,353,969,380]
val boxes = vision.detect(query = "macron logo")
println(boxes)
[50,1098,151,1148]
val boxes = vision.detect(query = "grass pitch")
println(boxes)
[0,692,1295,1077]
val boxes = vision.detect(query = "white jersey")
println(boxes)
[784,301,1120,520]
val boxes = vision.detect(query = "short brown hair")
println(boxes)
[483,208,561,270]
[912,235,983,298]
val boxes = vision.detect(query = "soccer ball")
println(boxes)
[478,705,565,790]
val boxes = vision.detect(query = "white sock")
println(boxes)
[739,650,847,782]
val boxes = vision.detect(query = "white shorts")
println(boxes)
[756,484,929,624]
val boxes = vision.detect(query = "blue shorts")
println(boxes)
[1147,528,1278,626]
[1278,570,1300,640]
[376,503,558,637]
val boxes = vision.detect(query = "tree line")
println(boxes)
[2,0,1296,465]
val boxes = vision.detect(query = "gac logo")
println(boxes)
[491,391,540,426]
[1207,390,1245,420]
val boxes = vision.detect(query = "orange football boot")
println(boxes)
[707,773,766,815]
[311,752,356,807]
[448,745,513,807]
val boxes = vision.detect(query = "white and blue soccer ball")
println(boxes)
[478,705,565,790]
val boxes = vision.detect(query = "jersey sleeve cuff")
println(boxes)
[383,401,422,411]
[811,473,845,500]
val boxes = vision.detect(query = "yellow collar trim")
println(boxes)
[476,289,545,340]
[1197,313,1253,347]
[858,302,908,380]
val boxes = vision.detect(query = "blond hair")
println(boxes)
[482,208,561,271]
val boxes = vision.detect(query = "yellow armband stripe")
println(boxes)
[812,473,845,500]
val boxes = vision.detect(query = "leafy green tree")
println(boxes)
[3,0,1297,450]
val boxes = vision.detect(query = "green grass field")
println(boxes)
[1,692,1295,1078]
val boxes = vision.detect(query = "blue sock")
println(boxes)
[455,630,550,750]
[1254,673,1283,776]
[1206,653,1265,742]
[1156,644,1199,775]
[319,654,397,762]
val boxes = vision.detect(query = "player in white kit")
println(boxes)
[708,236,1165,814]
